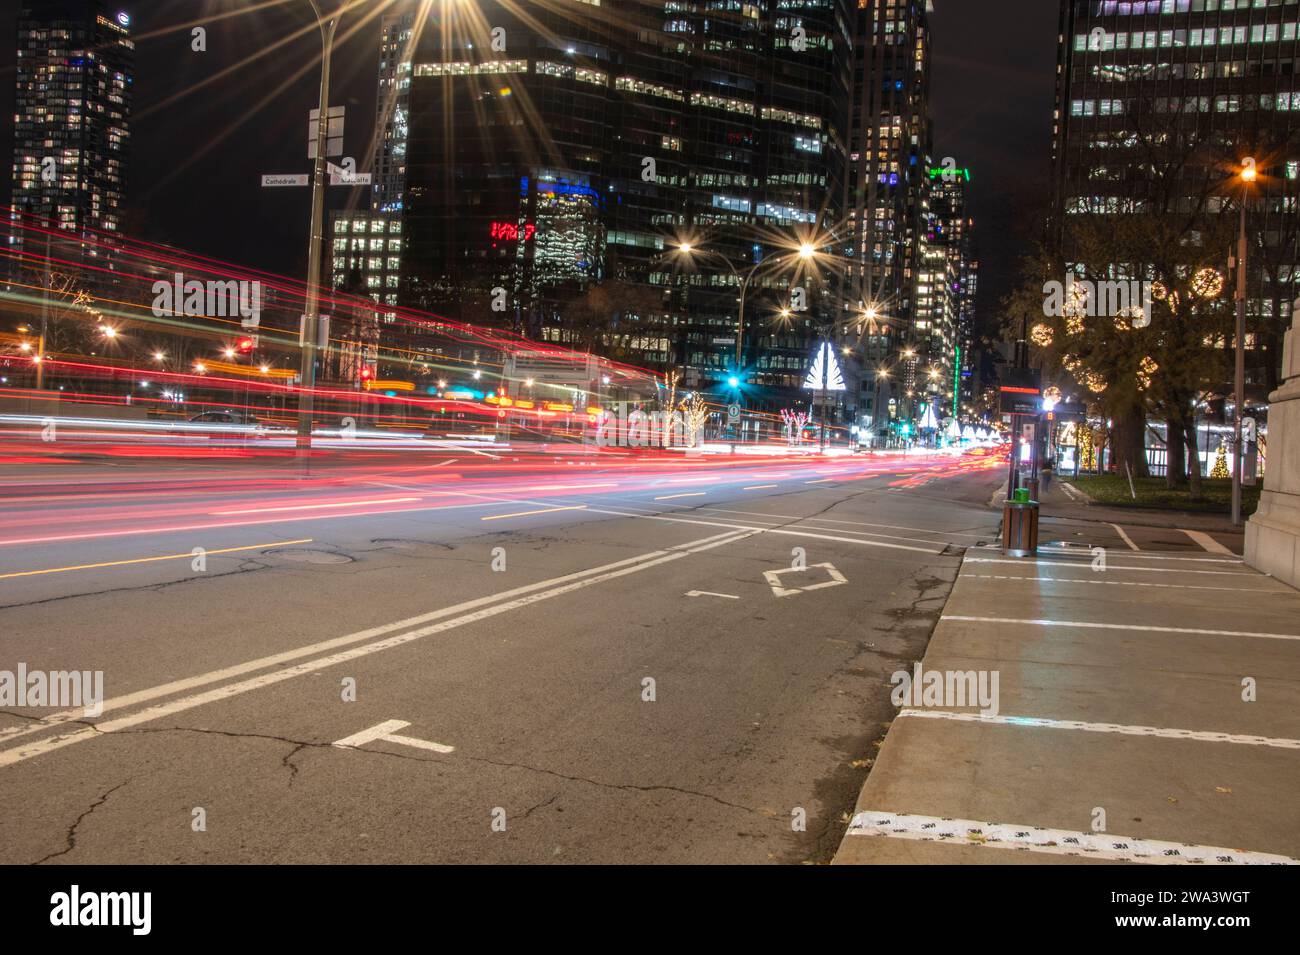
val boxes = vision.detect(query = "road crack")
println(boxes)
[32,777,135,865]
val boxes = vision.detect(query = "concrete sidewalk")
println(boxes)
[833,541,1300,864]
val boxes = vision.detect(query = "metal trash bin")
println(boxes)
[1002,499,1039,557]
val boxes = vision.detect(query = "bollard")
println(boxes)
[1002,497,1039,557]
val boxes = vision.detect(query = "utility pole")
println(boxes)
[1231,159,1254,526]
[296,0,344,461]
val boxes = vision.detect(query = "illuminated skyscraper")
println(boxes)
[371,2,420,215]
[10,2,133,245]
[398,0,853,409]
[848,0,935,431]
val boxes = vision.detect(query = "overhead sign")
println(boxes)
[262,174,309,187]
[1000,386,1041,416]
[307,106,345,159]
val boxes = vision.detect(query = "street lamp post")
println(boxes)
[296,0,348,461]
[674,241,818,377]
[1231,158,1256,526]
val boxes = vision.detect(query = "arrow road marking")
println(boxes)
[333,720,454,754]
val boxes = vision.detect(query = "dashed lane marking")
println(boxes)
[846,811,1297,864]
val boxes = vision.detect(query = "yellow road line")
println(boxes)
[481,505,587,521]
[0,539,314,581]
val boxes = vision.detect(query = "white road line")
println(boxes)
[684,590,740,599]
[743,484,778,490]
[0,498,518,548]
[963,573,1292,594]
[480,505,587,521]
[525,483,617,491]
[595,500,964,549]
[896,709,1300,750]
[211,496,420,515]
[1038,549,1241,564]
[0,541,728,747]
[333,720,455,754]
[964,557,1254,576]
[1181,528,1234,555]
[846,811,1297,864]
[580,506,946,555]
[941,614,1300,642]
[0,529,758,768]
[1109,523,1140,551]
[698,507,989,539]
[655,492,706,500]
[1060,481,1087,503]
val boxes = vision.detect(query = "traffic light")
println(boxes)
[236,336,256,354]
[359,365,374,381]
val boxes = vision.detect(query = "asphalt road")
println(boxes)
[1,448,1014,863]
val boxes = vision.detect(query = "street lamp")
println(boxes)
[295,0,357,461]
[674,236,829,377]
[1231,157,1256,525]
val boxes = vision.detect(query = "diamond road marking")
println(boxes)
[763,561,847,598]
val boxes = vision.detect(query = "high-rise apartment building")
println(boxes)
[848,0,936,433]
[396,0,853,411]
[9,2,133,246]
[925,163,977,416]
[1052,0,1300,392]
[371,3,420,215]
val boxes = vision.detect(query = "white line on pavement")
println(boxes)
[0,529,759,768]
[579,506,946,555]
[211,497,420,515]
[963,573,1292,594]
[0,538,732,748]
[333,719,455,754]
[964,557,1254,576]
[896,709,1300,750]
[1181,528,1234,555]
[846,811,1297,864]
[655,492,706,501]
[941,614,1300,642]
[481,505,587,521]
[1109,523,1140,551]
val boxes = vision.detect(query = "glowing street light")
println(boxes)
[1230,156,1257,525]
[152,351,166,363]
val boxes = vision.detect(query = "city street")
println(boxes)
[1,449,1009,864]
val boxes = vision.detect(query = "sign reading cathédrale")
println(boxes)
[261,174,309,187]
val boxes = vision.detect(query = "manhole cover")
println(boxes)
[263,548,353,564]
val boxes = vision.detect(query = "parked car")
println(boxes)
[187,410,266,440]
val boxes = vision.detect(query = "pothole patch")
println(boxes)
[370,538,454,551]
[263,548,354,564]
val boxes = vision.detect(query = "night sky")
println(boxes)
[0,0,1061,335]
